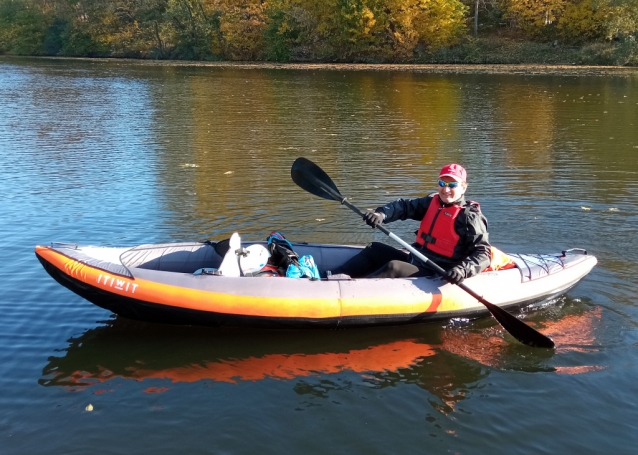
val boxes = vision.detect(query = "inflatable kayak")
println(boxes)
[35,239,597,328]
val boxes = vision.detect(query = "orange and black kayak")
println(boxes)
[35,241,597,328]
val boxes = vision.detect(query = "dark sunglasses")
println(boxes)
[438,180,460,188]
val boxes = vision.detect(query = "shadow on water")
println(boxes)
[39,298,602,414]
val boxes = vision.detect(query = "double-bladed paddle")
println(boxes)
[291,157,555,349]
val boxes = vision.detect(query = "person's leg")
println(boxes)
[366,260,431,278]
[332,242,409,278]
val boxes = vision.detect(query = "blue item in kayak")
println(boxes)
[267,231,294,251]
[286,255,320,279]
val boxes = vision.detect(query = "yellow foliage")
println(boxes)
[203,0,267,60]
[558,0,606,42]
[505,0,569,35]
[291,0,467,60]
[602,0,638,40]
[412,0,468,50]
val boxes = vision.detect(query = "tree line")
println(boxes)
[0,0,637,63]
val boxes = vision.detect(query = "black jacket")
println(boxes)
[377,194,491,279]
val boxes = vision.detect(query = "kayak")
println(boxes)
[35,240,597,328]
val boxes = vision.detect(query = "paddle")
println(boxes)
[291,157,555,349]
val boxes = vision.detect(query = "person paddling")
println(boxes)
[330,163,490,283]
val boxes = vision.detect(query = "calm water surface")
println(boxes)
[1,57,638,454]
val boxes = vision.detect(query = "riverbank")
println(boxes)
[118,61,638,77]
[4,55,638,77]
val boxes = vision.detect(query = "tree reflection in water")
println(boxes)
[39,299,602,414]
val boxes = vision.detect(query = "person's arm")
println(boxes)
[376,196,433,224]
[450,208,491,281]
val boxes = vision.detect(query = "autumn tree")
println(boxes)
[504,0,568,37]
[260,0,467,62]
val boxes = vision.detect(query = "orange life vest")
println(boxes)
[416,196,517,271]
[484,246,518,272]
[415,196,463,258]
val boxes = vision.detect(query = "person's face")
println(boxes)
[437,176,467,204]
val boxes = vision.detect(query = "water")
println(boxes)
[1,56,638,454]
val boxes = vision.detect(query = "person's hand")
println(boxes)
[443,267,464,285]
[363,212,384,228]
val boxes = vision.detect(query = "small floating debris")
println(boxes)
[143,387,169,394]
[85,404,93,412]
[180,163,199,168]
[608,208,619,212]
[224,171,233,175]
[581,206,591,211]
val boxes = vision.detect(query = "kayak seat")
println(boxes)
[120,243,223,273]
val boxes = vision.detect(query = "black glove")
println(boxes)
[363,212,384,228]
[443,267,465,285]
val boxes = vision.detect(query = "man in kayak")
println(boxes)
[329,163,490,284]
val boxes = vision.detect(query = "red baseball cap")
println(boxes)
[439,163,467,183]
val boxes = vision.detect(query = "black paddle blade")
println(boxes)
[291,157,343,202]
[485,301,555,348]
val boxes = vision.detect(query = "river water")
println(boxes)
[1,56,638,454]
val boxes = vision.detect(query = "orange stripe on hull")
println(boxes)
[36,246,447,319]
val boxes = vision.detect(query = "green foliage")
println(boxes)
[59,28,105,57]
[603,0,638,40]
[419,35,583,62]
[0,0,50,54]
[164,0,216,60]
[43,18,67,55]
[467,0,508,34]
[263,3,297,61]
[578,37,638,65]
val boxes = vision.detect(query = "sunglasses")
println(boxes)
[438,180,461,189]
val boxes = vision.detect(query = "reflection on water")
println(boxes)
[40,301,602,414]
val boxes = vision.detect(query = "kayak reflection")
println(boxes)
[40,301,602,412]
